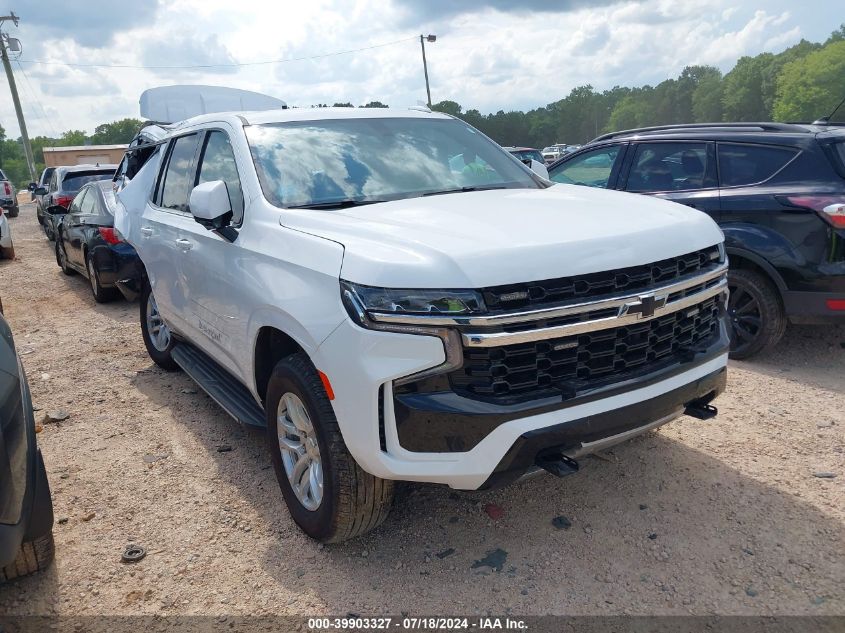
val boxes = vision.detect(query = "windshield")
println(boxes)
[246,117,540,208]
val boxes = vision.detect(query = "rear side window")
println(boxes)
[159,134,200,212]
[61,171,114,192]
[196,131,244,223]
[717,143,798,187]
[0,170,6,180]
[626,143,712,192]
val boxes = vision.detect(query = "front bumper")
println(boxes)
[315,316,729,490]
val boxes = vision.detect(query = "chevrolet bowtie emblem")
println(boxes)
[623,294,667,319]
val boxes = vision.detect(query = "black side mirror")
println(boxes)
[28,182,36,191]
[47,205,68,215]
[34,187,47,196]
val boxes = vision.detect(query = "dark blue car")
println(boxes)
[548,122,845,359]
[55,181,141,303]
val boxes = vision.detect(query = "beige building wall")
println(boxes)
[43,145,127,168]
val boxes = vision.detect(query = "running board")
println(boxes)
[171,344,266,428]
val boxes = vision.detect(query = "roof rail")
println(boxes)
[591,122,808,143]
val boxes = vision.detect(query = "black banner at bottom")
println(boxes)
[1,616,844,633]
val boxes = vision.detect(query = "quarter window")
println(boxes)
[549,146,621,188]
[197,131,245,223]
[626,143,711,192]
[717,143,798,187]
[68,190,86,213]
[160,134,200,212]
[78,189,98,215]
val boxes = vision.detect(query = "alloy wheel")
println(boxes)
[145,292,171,351]
[727,281,762,356]
[87,257,99,294]
[277,392,323,511]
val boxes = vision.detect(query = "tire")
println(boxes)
[0,531,55,582]
[6,205,18,218]
[55,240,75,276]
[266,352,394,543]
[86,254,117,303]
[727,268,786,360]
[139,281,179,370]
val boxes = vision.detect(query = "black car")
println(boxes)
[0,307,54,582]
[548,122,845,358]
[55,180,140,303]
[35,164,117,240]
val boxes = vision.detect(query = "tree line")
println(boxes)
[1,26,843,189]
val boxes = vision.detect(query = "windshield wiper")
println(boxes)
[286,199,385,210]
[421,185,508,197]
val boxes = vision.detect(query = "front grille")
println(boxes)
[483,245,722,311]
[451,295,721,402]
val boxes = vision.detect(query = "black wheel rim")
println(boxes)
[727,282,762,355]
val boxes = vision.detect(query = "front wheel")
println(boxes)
[727,268,786,360]
[139,281,179,370]
[0,531,54,582]
[266,353,394,543]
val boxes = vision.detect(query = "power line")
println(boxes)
[16,36,419,70]
[13,60,62,138]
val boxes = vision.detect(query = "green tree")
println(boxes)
[431,100,462,117]
[722,54,773,120]
[773,40,845,121]
[361,101,388,108]
[90,118,144,144]
[58,130,88,146]
[331,102,353,108]
[691,68,724,122]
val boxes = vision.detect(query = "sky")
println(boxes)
[0,0,839,138]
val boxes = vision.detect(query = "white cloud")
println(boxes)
[0,0,832,138]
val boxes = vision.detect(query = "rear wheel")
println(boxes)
[266,352,394,543]
[86,254,117,303]
[6,205,18,218]
[139,281,178,370]
[727,268,786,359]
[0,532,54,582]
[55,240,74,276]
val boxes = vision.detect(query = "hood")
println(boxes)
[279,185,724,288]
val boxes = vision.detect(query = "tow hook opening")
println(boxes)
[535,450,579,478]
[684,391,719,420]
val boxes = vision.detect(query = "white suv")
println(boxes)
[119,102,729,542]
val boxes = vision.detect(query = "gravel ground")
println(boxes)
[0,203,843,616]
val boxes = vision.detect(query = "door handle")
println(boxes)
[175,238,193,251]
[140,226,153,237]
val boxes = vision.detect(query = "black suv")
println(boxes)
[548,122,845,358]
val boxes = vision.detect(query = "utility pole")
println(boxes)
[1,12,37,183]
[419,34,436,109]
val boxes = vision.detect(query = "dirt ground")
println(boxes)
[0,203,843,616]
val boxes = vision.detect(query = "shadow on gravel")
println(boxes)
[733,324,845,394]
[131,367,843,615]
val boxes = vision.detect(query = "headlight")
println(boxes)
[340,281,482,384]
[341,281,485,315]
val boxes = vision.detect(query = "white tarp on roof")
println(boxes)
[139,85,286,123]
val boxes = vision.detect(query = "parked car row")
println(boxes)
[547,122,845,358]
